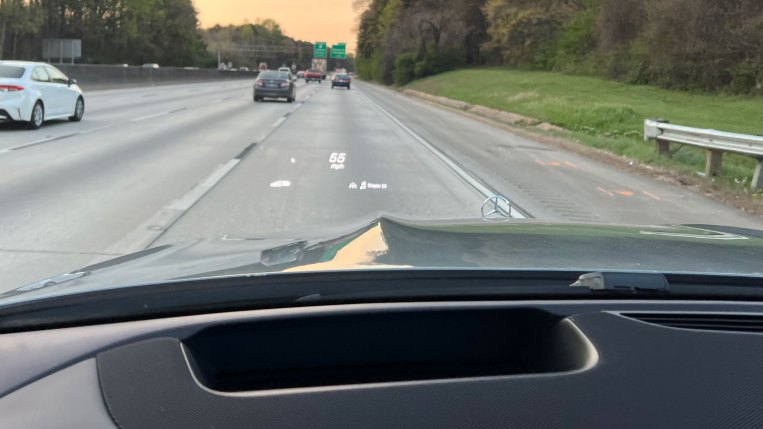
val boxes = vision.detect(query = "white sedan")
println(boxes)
[0,60,85,129]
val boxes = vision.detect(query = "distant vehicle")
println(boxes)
[311,58,328,79]
[141,63,160,69]
[331,73,351,90]
[258,62,268,71]
[278,67,291,73]
[229,68,238,72]
[254,70,296,103]
[0,60,85,129]
[297,70,305,79]
[304,69,323,84]
[182,66,199,70]
[239,67,250,72]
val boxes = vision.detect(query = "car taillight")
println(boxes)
[279,82,290,88]
[0,85,24,92]
[256,81,264,87]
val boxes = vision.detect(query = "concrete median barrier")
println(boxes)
[54,65,259,90]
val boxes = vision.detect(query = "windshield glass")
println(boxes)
[1,0,763,305]
[0,65,24,78]
[259,71,288,79]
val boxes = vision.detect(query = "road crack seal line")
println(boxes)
[235,142,258,160]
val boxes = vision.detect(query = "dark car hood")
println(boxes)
[3,216,763,305]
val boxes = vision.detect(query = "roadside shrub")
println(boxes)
[552,2,598,72]
[394,53,416,85]
[729,60,763,94]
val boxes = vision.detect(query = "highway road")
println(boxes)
[1,78,762,292]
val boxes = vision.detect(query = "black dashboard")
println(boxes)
[3,299,763,428]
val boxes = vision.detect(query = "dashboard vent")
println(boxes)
[624,313,763,333]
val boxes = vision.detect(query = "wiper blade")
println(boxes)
[570,272,669,293]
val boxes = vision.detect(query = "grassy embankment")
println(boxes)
[407,69,763,195]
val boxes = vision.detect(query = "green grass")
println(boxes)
[407,68,763,190]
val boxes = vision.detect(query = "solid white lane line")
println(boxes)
[167,159,240,211]
[271,117,286,128]
[362,93,528,219]
[96,159,241,258]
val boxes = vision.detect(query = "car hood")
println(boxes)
[3,216,763,305]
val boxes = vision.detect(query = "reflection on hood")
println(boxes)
[3,216,763,305]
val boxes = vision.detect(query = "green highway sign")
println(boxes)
[330,43,346,59]
[313,42,327,58]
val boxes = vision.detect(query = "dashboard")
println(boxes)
[2,298,763,428]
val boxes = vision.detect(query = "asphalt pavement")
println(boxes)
[1,78,762,292]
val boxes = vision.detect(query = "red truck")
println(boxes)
[304,69,323,83]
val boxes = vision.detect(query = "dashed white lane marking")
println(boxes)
[130,111,171,122]
[95,159,240,258]
[167,159,240,211]
[93,84,316,259]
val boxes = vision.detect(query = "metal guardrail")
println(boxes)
[644,119,763,189]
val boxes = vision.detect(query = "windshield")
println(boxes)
[1,0,763,304]
[259,71,289,79]
[0,65,24,78]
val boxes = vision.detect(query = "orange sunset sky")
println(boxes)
[193,0,360,52]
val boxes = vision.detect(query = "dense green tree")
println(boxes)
[1,0,214,66]
[356,0,488,83]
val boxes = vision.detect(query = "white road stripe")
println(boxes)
[271,117,286,128]
[96,159,240,258]
[362,94,528,219]
[167,159,240,210]
[0,137,60,153]
[130,111,171,122]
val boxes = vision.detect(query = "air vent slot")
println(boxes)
[624,313,763,333]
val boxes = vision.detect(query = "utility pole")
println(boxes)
[217,49,221,69]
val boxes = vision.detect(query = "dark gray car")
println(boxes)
[254,71,295,102]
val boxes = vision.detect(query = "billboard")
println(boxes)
[42,39,82,63]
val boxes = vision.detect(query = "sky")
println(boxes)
[194,0,360,52]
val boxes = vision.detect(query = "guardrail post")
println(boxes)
[752,160,763,190]
[645,119,670,157]
[705,149,723,177]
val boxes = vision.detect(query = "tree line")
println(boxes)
[0,0,319,70]
[356,0,763,93]
[201,20,316,70]
[0,0,211,65]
